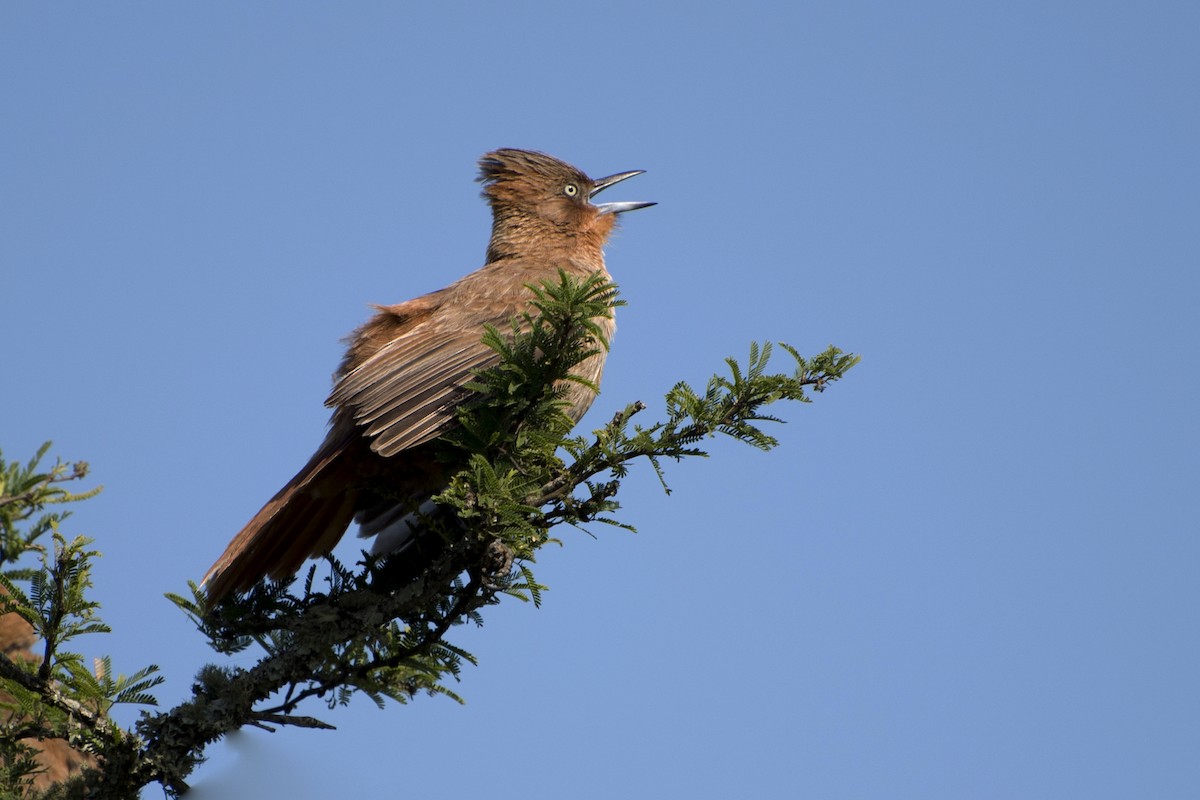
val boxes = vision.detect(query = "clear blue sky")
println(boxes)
[4,3,1198,797]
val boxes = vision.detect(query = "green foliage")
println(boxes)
[0,735,42,799]
[62,656,163,711]
[2,272,858,797]
[445,271,620,466]
[1,443,99,577]
[0,533,164,715]
[0,445,161,799]
[539,339,859,527]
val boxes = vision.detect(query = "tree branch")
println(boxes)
[1,277,859,797]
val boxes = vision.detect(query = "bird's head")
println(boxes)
[478,149,653,262]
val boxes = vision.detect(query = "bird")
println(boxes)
[200,149,653,603]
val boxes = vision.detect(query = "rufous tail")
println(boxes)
[201,443,359,604]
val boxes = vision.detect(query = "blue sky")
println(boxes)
[4,3,1198,797]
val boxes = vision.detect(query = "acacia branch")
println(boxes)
[0,650,117,738]
[1,278,858,798]
[246,713,336,732]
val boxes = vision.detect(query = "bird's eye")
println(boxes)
[563,183,579,197]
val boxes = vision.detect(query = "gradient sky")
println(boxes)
[4,3,1198,798]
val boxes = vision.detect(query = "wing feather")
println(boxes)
[329,266,545,458]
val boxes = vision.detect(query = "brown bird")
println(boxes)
[201,149,653,603]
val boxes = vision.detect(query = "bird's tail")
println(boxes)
[201,440,359,604]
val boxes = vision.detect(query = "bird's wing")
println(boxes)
[328,275,533,458]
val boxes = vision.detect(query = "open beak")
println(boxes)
[590,169,656,214]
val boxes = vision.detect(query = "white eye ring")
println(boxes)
[563,183,579,197]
